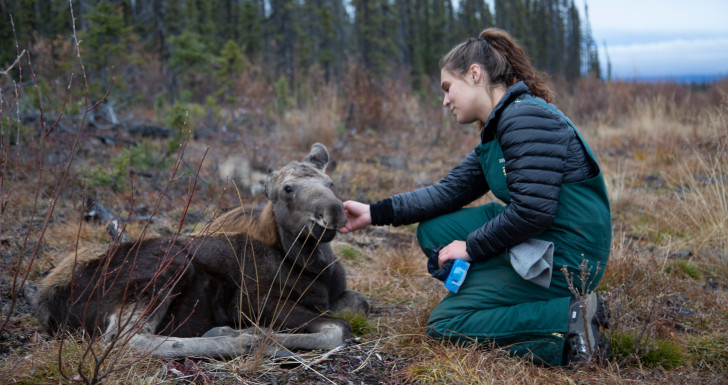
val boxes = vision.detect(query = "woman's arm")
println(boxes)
[372,150,489,226]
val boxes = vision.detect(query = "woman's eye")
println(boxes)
[284,186,293,193]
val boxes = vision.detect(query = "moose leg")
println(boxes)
[124,321,348,359]
[103,301,170,343]
[253,300,352,354]
[331,290,370,315]
[126,330,258,358]
[105,305,348,358]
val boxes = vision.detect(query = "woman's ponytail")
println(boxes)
[440,28,553,103]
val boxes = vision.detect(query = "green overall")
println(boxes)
[419,100,611,366]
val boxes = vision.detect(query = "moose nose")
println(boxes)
[315,201,346,229]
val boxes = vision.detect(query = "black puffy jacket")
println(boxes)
[370,81,597,261]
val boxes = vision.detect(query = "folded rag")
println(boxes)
[508,238,554,288]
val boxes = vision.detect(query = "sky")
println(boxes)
[571,0,728,80]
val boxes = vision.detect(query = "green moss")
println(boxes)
[611,331,688,369]
[644,338,688,369]
[664,260,702,280]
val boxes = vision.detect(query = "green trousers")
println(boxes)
[418,203,606,366]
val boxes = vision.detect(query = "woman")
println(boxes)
[339,28,611,366]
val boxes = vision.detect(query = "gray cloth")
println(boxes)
[508,238,554,288]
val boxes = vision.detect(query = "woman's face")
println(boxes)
[441,68,485,124]
[441,66,504,125]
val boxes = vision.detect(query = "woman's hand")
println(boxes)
[438,240,472,267]
[338,200,372,233]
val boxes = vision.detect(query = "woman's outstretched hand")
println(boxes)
[338,200,372,233]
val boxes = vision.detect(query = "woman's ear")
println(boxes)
[469,64,481,84]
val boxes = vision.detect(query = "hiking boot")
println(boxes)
[563,292,610,366]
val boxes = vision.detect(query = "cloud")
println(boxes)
[600,37,728,78]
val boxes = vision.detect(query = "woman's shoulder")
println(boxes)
[498,95,569,131]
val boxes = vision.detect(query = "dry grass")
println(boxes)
[2,50,727,384]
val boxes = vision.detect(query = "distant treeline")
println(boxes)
[1,0,600,92]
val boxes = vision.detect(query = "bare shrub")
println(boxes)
[280,81,343,151]
[340,60,384,133]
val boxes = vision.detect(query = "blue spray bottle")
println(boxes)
[444,259,470,293]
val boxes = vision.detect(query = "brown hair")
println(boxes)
[439,28,553,103]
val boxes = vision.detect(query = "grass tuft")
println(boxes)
[611,331,689,369]
[334,310,374,337]
[663,260,702,280]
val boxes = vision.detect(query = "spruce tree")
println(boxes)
[565,0,582,81]
[238,0,263,62]
[82,0,134,89]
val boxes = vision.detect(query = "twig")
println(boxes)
[352,337,380,373]
[1,79,35,93]
[0,49,25,78]
[182,156,209,185]
[306,343,347,367]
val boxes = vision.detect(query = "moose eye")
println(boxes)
[284,186,293,193]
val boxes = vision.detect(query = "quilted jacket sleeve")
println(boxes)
[465,101,572,261]
[371,150,489,226]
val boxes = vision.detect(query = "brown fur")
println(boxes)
[41,244,109,289]
[205,202,279,245]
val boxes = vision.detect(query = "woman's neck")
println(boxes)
[478,85,508,123]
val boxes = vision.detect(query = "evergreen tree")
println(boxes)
[394,0,424,80]
[1,0,596,98]
[168,31,209,102]
[215,39,247,81]
[603,40,612,81]
[298,0,348,80]
[425,0,452,75]
[1,0,42,65]
[187,0,217,50]
[215,39,247,102]
[81,0,134,88]
[352,0,398,73]
[494,0,528,43]
[582,2,600,78]
[237,0,263,62]
[564,0,582,81]
[455,0,493,40]
[266,0,298,85]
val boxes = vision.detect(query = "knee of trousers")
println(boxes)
[416,219,440,255]
[416,219,435,242]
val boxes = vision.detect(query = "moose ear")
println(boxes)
[302,143,329,173]
[264,173,276,200]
